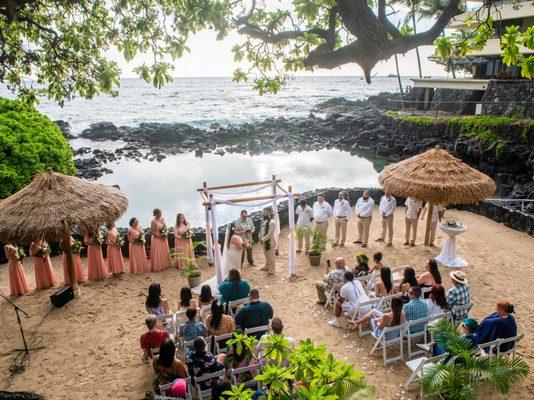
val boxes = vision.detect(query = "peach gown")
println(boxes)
[150,217,170,272]
[31,242,57,290]
[128,227,148,275]
[84,235,107,280]
[62,252,86,285]
[5,245,29,296]
[106,228,125,275]
[173,223,195,267]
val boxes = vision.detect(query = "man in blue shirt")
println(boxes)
[403,286,428,333]
[235,288,273,336]
[179,308,206,341]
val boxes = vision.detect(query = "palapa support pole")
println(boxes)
[424,202,434,246]
[288,186,296,276]
[271,175,280,252]
[63,225,79,296]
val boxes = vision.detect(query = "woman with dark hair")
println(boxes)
[179,286,198,311]
[30,239,58,289]
[146,282,169,315]
[417,259,442,289]
[199,285,214,307]
[173,213,195,267]
[351,296,405,340]
[353,252,369,277]
[152,338,187,392]
[374,266,393,297]
[397,266,419,293]
[476,301,518,351]
[218,268,250,303]
[150,208,170,273]
[83,228,107,281]
[425,284,447,316]
[128,217,148,274]
[206,300,236,337]
[368,252,383,289]
[222,222,244,273]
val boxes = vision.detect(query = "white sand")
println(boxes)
[1,207,533,399]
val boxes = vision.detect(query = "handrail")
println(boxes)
[486,198,534,213]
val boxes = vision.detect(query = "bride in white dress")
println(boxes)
[221,222,244,277]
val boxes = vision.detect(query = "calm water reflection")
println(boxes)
[97,149,385,227]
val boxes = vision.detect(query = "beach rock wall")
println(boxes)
[481,80,534,118]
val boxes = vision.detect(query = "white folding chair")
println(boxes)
[159,376,193,400]
[451,302,473,324]
[230,364,262,390]
[214,332,235,354]
[227,297,250,318]
[421,286,432,297]
[156,313,176,340]
[403,353,449,391]
[194,369,226,400]
[479,333,524,359]
[370,323,404,365]
[376,292,403,311]
[244,325,270,337]
[347,298,381,337]
[199,304,212,322]
[324,287,335,309]
[405,312,453,359]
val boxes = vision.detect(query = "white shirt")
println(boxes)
[379,195,397,217]
[340,280,370,308]
[295,205,313,225]
[405,197,423,220]
[424,203,444,222]
[356,197,375,218]
[333,199,352,219]
[426,299,446,317]
[312,201,333,223]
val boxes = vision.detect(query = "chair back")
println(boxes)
[244,325,270,338]
[451,302,473,323]
[230,364,262,390]
[370,323,404,365]
[156,313,176,336]
[194,369,226,400]
[159,376,193,400]
[479,333,524,359]
[227,297,250,317]
[377,292,403,310]
[214,332,235,354]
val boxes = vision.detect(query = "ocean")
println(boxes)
[2,76,405,226]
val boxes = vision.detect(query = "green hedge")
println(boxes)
[0,97,76,198]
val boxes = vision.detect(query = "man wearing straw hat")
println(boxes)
[446,271,471,321]
[353,190,374,248]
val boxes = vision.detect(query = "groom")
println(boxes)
[259,207,276,275]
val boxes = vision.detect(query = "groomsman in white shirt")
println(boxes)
[312,193,333,250]
[376,191,397,247]
[404,197,423,246]
[333,191,352,247]
[295,199,313,253]
[420,202,444,246]
[354,190,374,248]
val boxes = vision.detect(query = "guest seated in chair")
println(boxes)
[315,257,349,305]
[206,300,236,337]
[152,338,188,393]
[395,267,419,294]
[146,282,169,316]
[328,271,370,328]
[425,284,448,317]
[179,286,198,311]
[403,286,428,334]
[420,317,479,356]
[476,301,517,352]
[258,317,295,367]
[445,271,471,321]
[140,314,169,362]
[185,337,225,390]
[219,268,251,304]
[179,308,207,342]
[235,288,273,336]
[353,252,369,277]
[350,297,405,340]
[374,266,394,298]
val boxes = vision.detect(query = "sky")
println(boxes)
[112,2,455,79]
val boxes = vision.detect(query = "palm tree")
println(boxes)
[420,319,529,400]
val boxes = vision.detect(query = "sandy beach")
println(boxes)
[1,207,533,399]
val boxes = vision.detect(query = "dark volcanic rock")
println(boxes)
[54,120,75,139]
[122,123,203,145]
[81,122,121,140]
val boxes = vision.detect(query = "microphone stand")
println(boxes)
[0,290,44,364]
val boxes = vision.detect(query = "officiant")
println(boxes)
[260,207,276,275]
[234,209,256,267]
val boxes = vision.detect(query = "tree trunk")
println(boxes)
[412,9,423,78]
[63,229,79,296]
[394,54,405,106]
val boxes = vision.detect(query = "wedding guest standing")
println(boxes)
[295,199,313,254]
[173,213,195,268]
[105,222,125,276]
[312,193,332,250]
[61,236,86,285]
[404,197,423,246]
[420,202,444,247]
[4,244,29,296]
[30,240,57,290]
[151,209,170,272]
[128,218,149,275]
[84,229,107,280]
[259,207,277,275]
[376,191,396,247]
[234,210,255,267]
[354,190,374,248]
[333,191,351,248]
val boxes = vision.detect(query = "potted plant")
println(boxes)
[308,229,326,267]
[181,262,201,288]
[170,240,205,288]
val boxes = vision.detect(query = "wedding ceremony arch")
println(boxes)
[197,175,298,291]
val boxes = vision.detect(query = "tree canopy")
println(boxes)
[0,0,530,102]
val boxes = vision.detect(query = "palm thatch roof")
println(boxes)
[0,168,128,244]
[378,145,495,204]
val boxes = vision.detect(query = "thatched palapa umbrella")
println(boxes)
[379,145,495,245]
[0,168,128,294]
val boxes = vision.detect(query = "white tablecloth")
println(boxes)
[435,223,468,268]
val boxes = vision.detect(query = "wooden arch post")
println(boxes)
[424,202,434,246]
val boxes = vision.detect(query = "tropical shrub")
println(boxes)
[0,97,75,198]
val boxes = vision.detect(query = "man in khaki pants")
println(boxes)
[404,197,423,246]
[376,191,396,247]
[295,199,313,253]
[312,193,333,250]
[354,190,374,248]
[259,207,277,274]
[333,191,351,247]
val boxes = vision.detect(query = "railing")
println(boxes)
[487,198,534,213]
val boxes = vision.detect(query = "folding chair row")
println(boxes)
[159,376,193,400]
[451,302,474,324]
[404,312,453,359]
[478,333,524,359]
[230,364,262,390]
[227,297,250,318]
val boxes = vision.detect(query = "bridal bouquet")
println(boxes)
[181,230,192,240]
[115,234,126,247]
[160,225,169,238]
[134,231,146,245]
[90,233,104,246]
[243,237,253,248]
[39,244,52,258]
[16,247,26,261]
[71,240,83,254]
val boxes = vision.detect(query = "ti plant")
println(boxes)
[308,230,327,256]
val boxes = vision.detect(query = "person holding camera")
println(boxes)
[234,210,256,267]
[315,257,349,305]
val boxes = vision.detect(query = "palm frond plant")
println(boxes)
[420,318,529,400]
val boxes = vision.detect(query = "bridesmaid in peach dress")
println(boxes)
[61,236,86,285]
[150,208,170,272]
[4,244,29,296]
[30,240,57,290]
[105,222,125,276]
[128,217,148,275]
[173,213,195,267]
[84,229,107,280]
